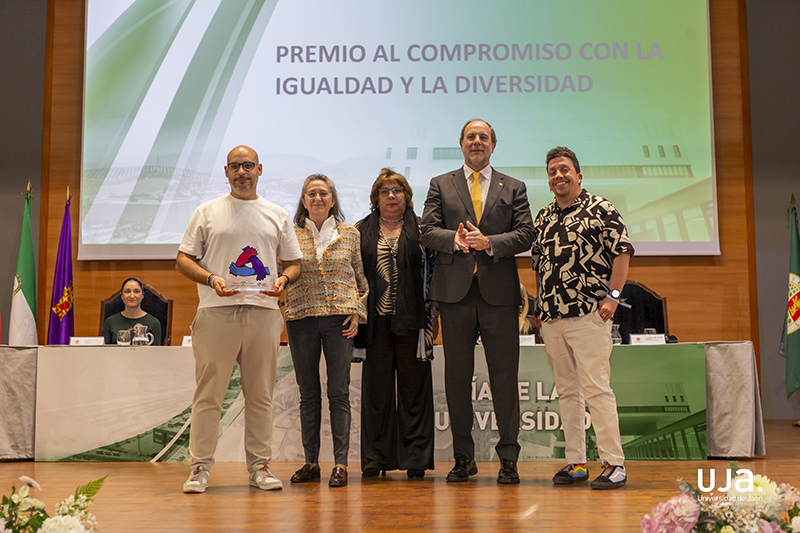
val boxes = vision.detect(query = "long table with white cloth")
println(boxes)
[0,342,765,462]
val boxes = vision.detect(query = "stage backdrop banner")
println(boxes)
[34,344,706,463]
[80,0,717,260]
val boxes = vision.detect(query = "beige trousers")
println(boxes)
[540,311,624,466]
[189,305,283,472]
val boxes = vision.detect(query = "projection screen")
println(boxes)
[80,0,717,259]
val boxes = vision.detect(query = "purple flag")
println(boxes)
[47,196,74,344]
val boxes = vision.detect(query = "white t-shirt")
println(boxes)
[179,193,302,309]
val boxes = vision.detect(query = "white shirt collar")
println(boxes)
[463,164,492,181]
[306,216,340,259]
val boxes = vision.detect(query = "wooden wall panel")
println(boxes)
[40,0,757,354]
[39,0,201,344]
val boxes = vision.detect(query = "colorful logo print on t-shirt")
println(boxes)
[229,246,269,280]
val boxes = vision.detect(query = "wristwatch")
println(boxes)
[609,289,621,300]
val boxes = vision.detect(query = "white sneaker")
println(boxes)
[249,464,283,491]
[183,466,210,493]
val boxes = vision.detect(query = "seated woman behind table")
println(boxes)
[102,277,162,345]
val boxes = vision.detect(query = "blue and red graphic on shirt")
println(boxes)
[229,246,269,280]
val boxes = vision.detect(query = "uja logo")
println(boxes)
[697,468,759,493]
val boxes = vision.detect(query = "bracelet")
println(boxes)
[207,274,217,287]
[279,274,290,286]
[604,294,632,308]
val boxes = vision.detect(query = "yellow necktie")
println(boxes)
[470,171,482,224]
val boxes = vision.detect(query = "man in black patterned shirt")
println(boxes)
[531,146,633,490]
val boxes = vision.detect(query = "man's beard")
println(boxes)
[231,179,255,196]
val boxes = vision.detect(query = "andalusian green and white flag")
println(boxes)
[781,194,800,398]
[9,189,38,345]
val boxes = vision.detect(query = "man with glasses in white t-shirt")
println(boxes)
[176,145,302,494]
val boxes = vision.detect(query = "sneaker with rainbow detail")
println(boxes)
[590,462,626,490]
[552,463,589,485]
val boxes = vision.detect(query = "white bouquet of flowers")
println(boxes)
[1,476,105,533]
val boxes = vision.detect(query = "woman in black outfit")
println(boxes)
[356,168,437,480]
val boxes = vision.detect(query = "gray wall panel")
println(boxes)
[0,0,47,344]
[747,0,800,418]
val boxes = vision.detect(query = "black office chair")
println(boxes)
[99,283,173,346]
[611,280,670,344]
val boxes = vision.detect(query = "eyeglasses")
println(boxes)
[227,161,257,172]
[305,191,330,199]
[378,187,405,197]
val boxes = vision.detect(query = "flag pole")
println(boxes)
[47,191,75,345]
[794,193,799,427]
[9,183,38,345]
[784,191,800,408]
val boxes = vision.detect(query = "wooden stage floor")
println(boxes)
[2,420,798,532]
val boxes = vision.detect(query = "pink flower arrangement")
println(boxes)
[642,471,800,533]
[642,494,700,533]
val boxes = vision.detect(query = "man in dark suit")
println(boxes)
[421,119,534,484]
